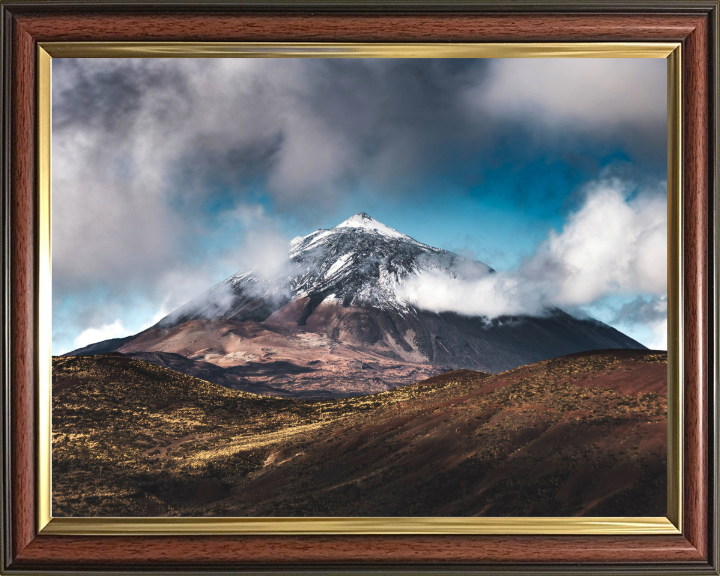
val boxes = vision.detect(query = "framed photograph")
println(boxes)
[1,1,717,574]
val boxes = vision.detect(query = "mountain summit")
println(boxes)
[332,212,410,238]
[157,212,492,327]
[70,213,645,397]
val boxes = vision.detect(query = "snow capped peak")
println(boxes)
[333,212,408,240]
[289,212,433,261]
[338,211,373,225]
[158,210,494,329]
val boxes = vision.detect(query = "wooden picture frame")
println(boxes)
[1,1,717,573]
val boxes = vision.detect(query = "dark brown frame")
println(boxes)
[1,2,718,573]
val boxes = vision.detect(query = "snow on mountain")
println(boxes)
[333,212,410,239]
[288,213,492,310]
[159,213,493,327]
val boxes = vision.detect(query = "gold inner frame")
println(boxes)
[36,42,683,536]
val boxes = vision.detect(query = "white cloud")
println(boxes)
[649,318,667,350]
[537,178,667,305]
[144,298,172,327]
[64,299,179,354]
[400,270,543,318]
[72,319,129,350]
[474,59,666,129]
[401,176,667,323]
[221,204,296,280]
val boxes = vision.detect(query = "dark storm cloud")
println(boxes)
[53,58,666,226]
[53,59,191,135]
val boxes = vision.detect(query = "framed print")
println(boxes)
[1,1,718,574]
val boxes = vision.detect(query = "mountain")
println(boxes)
[67,334,138,357]
[68,213,645,396]
[52,349,667,517]
[153,212,494,328]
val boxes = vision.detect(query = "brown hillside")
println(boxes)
[52,349,666,517]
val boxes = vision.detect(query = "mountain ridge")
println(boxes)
[67,212,645,396]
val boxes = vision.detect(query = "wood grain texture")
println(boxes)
[10,16,36,561]
[2,5,716,572]
[680,10,710,561]
[11,534,706,566]
[14,12,704,42]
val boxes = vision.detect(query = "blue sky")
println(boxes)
[51,57,668,354]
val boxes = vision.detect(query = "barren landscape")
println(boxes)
[52,348,667,517]
[119,318,438,398]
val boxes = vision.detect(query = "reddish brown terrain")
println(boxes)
[52,349,666,517]
[118,317,439,397]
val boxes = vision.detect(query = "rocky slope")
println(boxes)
[52,349,667,517]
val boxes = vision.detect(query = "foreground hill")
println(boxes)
[67,213,644,397]
[52,349,666,517]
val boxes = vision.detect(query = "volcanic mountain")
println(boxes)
[68,213,644,397]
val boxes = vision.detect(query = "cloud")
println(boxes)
[475,59,666,129]
[613,294,667,325]
[52,58,492,234]
[469,59,667,167]
[648,319,668,350]
[72,319,128,350]
[400,176,667,320]
[612,295,667,350]
[531,177,667,305]
[219,204,298,280]
[400,269,543,318]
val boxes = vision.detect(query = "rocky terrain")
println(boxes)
[67,213,645,398]
[52,349,667,517]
